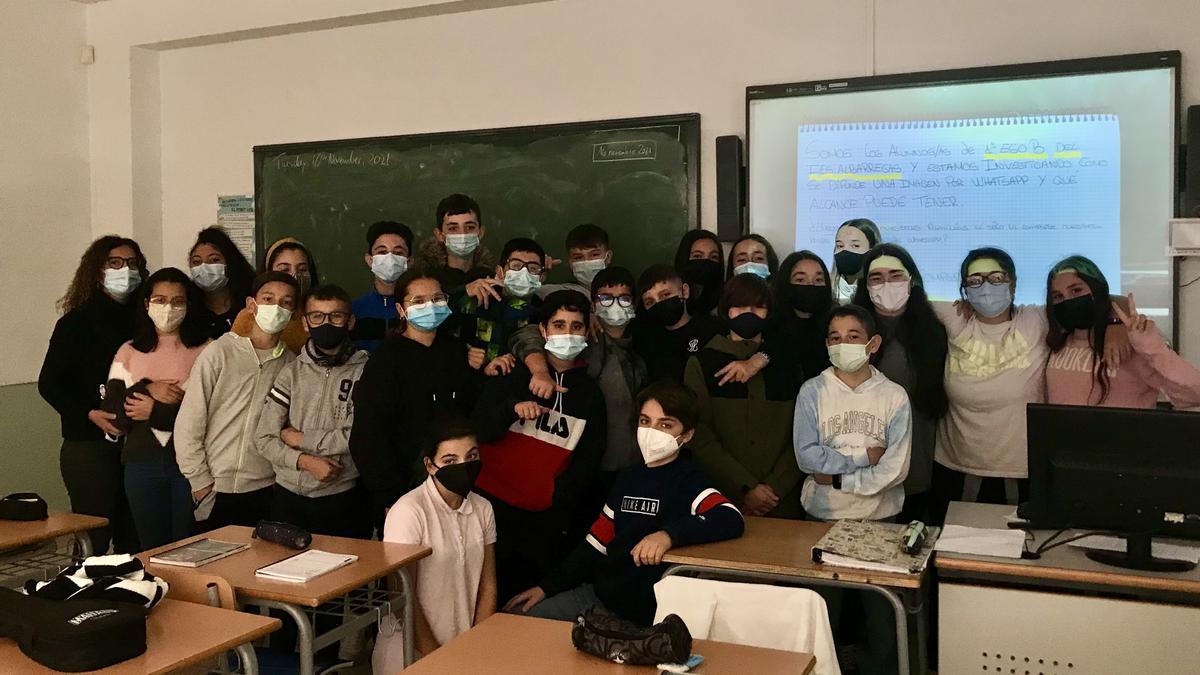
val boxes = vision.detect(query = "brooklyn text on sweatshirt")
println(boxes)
[1045,326,1200,409]
[539,459,744,625]
[174,332,294,495]
[473,363,606,515]
[256,346,369,498]
[793,367,912,521]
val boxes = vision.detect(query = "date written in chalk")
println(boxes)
[593,140,658,162]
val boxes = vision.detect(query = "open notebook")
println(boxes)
[812,520,940,575]
[255,550,358,583]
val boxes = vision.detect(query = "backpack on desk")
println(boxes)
[0,586,148,672]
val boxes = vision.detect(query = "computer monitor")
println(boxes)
[1026,403,1200,572]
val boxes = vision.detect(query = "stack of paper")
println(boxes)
[933,525,1026,559]
[1067,536,1200,564]
[255,550,358,583]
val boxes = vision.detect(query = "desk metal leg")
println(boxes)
[663,564,912,675]
[233,643,259,675]
[397,567,415,668]
[71,532,93,559]
[241,600,315,675]
[906,587,928,675]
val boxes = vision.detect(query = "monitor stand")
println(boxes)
[1084,533,1196,573]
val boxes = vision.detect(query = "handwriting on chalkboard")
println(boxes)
[592,140,658,162]
[272,150,395,173]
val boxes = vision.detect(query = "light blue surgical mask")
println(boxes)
[504,268,541,298]
[406,300,451,332]
[733,262,770,279]
[370,253,408,284]
[445,233,479,258]
[545,334,587,361]
[596,303,634,327]
[190,263,227,292]
[964,283,1013,319]
[103,267,141,302]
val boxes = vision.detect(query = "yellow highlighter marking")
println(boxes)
[807,172,903,182]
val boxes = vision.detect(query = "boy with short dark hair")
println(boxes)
[536,223,613,298]
[793,303,911,675]
[471,290,607,602]
[506,380,744,625]
[256,284,370,538]
[175,272,299,528]
[414,193,496,295]
[351,221,413,352]
[632,264,722,383]
[453,237,547,365]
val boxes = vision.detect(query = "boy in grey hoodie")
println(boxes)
[175,272,299,529]
[256,285,370,538]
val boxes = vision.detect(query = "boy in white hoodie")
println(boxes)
[792,303,911,675]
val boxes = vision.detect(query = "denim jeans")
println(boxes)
[123,456,194,550]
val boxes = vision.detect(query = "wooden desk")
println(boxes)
[0,598,279,675]
[404,613,816,674]
[0,511,108,557]
[139,526,429,675]
[935,502,1200,674]
[663,516,924,675]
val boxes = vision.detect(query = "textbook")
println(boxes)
[812,520,940,574]
[149,539,249,567]
[255,550,358,583]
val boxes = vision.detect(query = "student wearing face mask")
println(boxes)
[726,234,779,281]
[831,218,882,305]
[175,272,299,529]
[675,229,726,317]
[685,274,805,519]
[40,235,148,554]
[105,268,210,550]
[793,304,911,675]
[350,270,482,529]
[187,226,255,338]
[256,285,370,538]
[534,223,613,299]
[505,381,744,625]
[351,221,413,353]
[452,238,547,370]
[771,251,835,382]
[472,291,607,603]
[631,265,723,384]
[231,238,319,354]
[417,193,498,302]
[383,420,497,659]
[852,244,947,523]
[1045,255,1200,408]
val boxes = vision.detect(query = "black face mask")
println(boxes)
[791,284,831,315]
[728,312,767,339]
[434,459,482,499]
[645,297,686,327]
[308,323,349,351]
[834,250,865,276]
[1053,295,1097,331]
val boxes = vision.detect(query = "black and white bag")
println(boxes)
[0,587,149,672]
[24,554,169,609]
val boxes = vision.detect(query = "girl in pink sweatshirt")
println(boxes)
[1045,256,1200,409]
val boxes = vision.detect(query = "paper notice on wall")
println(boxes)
[218,195,256,265]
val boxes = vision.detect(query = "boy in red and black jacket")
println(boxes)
[506,380,745,626]
[472,290,607,602]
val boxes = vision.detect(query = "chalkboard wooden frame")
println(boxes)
[251,112,701,270]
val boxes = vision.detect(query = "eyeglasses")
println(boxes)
[595,294,634,308]
[305,311,350,326]
[964,272,1011,288]
[404,293,449,306]
[105,256,139,270]
[505,259,544,275]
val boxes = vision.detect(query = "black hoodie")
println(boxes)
[38,294,138,442]
[349,331,480,516]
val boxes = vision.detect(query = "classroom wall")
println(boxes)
[0,0,92,506]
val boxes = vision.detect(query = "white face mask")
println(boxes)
[370,253,408,284]
[254,303,292,335]
[190,263,228,292]
[504,268,541,298]
[147,303,186,333]
[733,262,770,279]
[445,233,479,258]
[596,303,634,327]
[828,342,871,373]
[103,267,141,302]
[637,426,683,465]
[571,259,607,288]
[868,280,911,313]
[545,334,587,361]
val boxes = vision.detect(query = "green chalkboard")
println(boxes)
[253,114,700,296]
